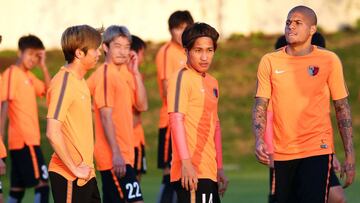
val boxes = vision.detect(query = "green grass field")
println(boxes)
[0,30,360,202]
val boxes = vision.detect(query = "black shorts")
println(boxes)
[49,172,101,203]
[100,165,144,203]
[274,154,332,203]
[172,179,221,203]
[10,145,48,188]
[157,127,172,169]
[134,144,147,175]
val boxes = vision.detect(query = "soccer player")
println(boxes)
[253,6,355,203]
[87,25,144,203]
[1,34,51,203]
[267,32,346,203]
[0,34,7,203]
[46,25,102,203]
[130,35,148,181]
[167,22,229,203]
[155,10,194,203]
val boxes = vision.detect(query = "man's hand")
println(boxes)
[128,51,140,75]
[0,159,6,175]
[113,151,126,178]
[255,138,269,165]
[73,162,91,180]
[341,155,356,188]
[217,169,229,197]
[333,154,341,172]
[37,50,47,69]
[181,159,198,191]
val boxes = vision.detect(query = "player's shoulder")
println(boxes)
[315,46,338,59]
[156,41,171,55]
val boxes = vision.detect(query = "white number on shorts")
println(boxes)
[41,165,49,179]
[202,193,213,203]
[126,182,142,199]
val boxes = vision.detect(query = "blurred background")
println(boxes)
[1,0,360,202]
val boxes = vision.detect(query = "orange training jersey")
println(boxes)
[0,75,7,158]
[168,67,219,182]
[1,65,45,149]
[47,67,95,183]
[256,46,348,161]
[156,41,187,128]
[87,63,134,171]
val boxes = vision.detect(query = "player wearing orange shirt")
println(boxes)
[130,35,148,181]
[1,35,51,203]
[253,6,355,203]
[46,25,102,203]
[167,23,229,203]
[155,10,193,203]
[87,26,144,203]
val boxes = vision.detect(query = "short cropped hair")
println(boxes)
[182,22,219,50]
[168,10,194,30]
[18,34,44,51]
[275,32,326,49]
[61,25,102,63]
[103,25,132,47]
[289,5,317,26]
[131,35,146,53]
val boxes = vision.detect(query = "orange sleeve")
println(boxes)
[255,55,272,99]
[93,68,116,108]
[328,54,348,100]
[47,72,74,122]
[0,139,7,158]
[1,68,18,101]
[28,72,46,97]
[167,69,189,114]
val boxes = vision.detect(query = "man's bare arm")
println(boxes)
[252,97,269,165]
[333,97,355,188]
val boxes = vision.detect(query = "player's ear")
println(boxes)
[310,25,317,36]
[74,48,84,59]
[102,43,109,54]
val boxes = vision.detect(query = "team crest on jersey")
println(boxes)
[308,66,319,76]
[213,88,218,98]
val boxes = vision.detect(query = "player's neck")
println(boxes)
[15,61,28,72]
[285,43,313,56]
[105,59,124,71]
[66,62,87,79]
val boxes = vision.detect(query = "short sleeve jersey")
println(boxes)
[0,75,7,158]
[1,65,45,149]
[87,63,134,171]
[47,67,95,183]
[256,46,348,161]
[156,41,187,128]
[167,67,220,182]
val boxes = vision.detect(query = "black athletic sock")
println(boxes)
[8,190,25,203]
[158,174,177,203]
[34,186,49,203]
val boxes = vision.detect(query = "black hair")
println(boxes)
[18,34,44,51]
[131,35,146,53]
[168,10,194,30]
[182,22,219,50]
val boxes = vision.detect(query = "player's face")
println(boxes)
[18,48,43,70]
[285,11,315,46]
[105,36,131,65]
[170,23,188,46]
[137,48,145,66]
[82,47,101,70]
[187,37,215,74]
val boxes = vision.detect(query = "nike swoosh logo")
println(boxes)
[275,69,285,74]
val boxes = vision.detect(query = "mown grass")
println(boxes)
[0,30,360,202]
